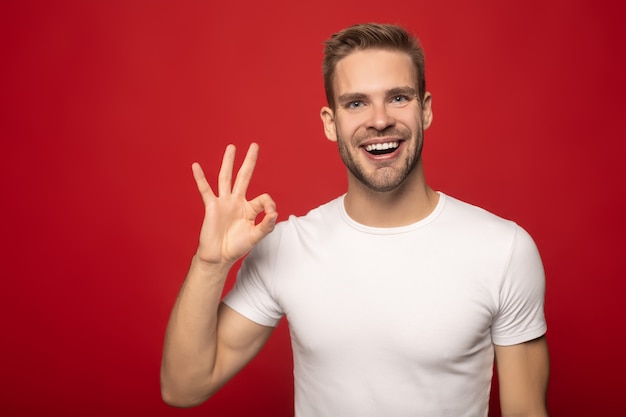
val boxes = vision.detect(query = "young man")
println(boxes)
[161,23,549,416]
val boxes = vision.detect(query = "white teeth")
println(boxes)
[365,142,399,152]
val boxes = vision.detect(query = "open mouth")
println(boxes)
[364,141,400,155]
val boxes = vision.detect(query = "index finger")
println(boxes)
[191,162,216,205]
[232,143,259,196]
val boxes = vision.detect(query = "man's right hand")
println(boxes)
[192,143,277,267]
[161,143,278,407]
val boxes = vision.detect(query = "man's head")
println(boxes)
[323,23,426,111]
[319,23,433,195]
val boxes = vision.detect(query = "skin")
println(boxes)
[161,48,549,416]
[160,144,276,406]
[496,336,550,417]
[320,49,437,227]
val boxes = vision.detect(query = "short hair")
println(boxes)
[322,23,426,110]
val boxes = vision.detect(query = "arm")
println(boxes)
[160,143,278,407]
[494,335,550,417]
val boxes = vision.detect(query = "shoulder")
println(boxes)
[436,194,541,267]
[439,193,520,238]
[274,196,343,234]
[441,194,512,225]
[252,196,344,251]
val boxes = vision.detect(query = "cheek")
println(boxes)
[335,120,359,141]
[394,105,422,128]
[399,115,422,135]
[336,112,367,131]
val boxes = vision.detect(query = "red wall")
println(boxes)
[2,1,625,416]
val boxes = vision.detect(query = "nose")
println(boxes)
[366,102,395,131]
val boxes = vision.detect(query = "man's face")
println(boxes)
[321,49,432,193]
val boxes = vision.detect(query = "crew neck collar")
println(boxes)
[338,192,446,234]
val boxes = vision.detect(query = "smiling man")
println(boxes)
[161,23,549,417]
[321,47,436,225]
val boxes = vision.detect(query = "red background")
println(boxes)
[1,1,625,416]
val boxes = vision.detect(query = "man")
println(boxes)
[161,23,549,416]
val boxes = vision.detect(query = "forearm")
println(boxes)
[161,255,232,407]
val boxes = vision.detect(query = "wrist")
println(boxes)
[190,254,234,277]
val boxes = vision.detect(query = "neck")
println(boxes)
[343,164,438,227]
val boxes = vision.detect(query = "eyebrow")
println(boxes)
[337,92,368,106]
[387,86,417,98]
[337,86,418,106]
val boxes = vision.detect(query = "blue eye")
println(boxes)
[348,101,363,109]
[389,95,413,107]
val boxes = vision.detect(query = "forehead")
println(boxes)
[333,49,416,96]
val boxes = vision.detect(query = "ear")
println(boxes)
[421,92,433,130]
[320,106,337,142]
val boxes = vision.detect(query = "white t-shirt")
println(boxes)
[223,193,547,417]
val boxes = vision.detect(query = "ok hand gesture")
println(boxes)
[192,143,277,267]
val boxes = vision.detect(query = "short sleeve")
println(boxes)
[221,228,284,327]
[491,225,547,346]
